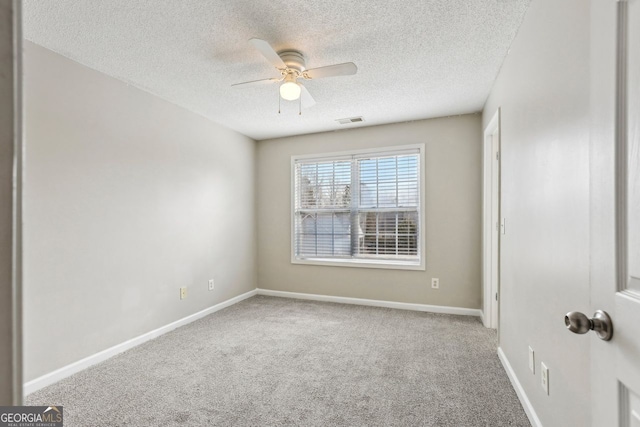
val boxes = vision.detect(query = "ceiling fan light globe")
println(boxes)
[280,81,301,100]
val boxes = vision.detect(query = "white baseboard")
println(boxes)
[256,289,481,317]
[24,289,258,396]
[479,310,486,326]
[498,347,543,427]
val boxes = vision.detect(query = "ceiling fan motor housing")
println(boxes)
[278,50,306,72]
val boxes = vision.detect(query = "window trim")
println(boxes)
[290,143,426,271]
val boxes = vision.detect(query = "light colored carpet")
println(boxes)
[27,295,530,426]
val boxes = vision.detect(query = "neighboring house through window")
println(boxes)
[291,144,425,270]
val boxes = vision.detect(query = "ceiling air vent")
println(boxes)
[336,116,364,125]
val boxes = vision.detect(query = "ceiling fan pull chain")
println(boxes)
[278,90,281,114]
[299,95,302,116]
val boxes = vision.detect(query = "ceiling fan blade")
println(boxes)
[249,38,286,69]
[304,62,357,79]
[231,77,279,88]
[300,84,316,108]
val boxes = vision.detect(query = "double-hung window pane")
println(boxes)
[294,160,352,258]
[356,154,419,260]
[293,147,421,266]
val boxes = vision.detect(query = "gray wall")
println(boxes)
[256,115,482,308]
[23,42,257,381]
[0,0,21,405]
[483,0,591,425]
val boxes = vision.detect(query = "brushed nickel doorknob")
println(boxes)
[564,310,613,341]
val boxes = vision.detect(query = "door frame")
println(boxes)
[482,108,501,329]
[0,0,23,405]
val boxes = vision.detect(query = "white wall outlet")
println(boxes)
[431,278,440,289]
[541,362,549,395]
[180,287,187,300]
[528,346,535,374]
[208,279,214,291]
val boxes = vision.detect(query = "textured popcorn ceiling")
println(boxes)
[23,0,530,140]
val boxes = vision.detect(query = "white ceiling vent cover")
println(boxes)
[336,117,364,125]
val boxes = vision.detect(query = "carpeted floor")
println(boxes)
[27,296,530,426]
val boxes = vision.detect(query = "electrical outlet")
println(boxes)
[180,287,187,300]
[208,279,214,291]
[541,362,549,395]
[431,278,439,289]
[528,346,535,374]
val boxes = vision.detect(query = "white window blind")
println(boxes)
[293,147,422,267]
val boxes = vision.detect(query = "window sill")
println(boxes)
[291,257,425,271]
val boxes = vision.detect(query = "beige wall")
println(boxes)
[256,115,482,308]
[23,42,257,381]
[483,0,591,425]
[0,0,21,405]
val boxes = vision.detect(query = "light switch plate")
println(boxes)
[180,287,187,300]
[528,346,535,374]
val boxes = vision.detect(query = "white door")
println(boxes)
[589,0,640,425]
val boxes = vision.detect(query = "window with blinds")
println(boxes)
[292,145,423,268]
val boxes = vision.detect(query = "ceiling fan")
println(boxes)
[232,38,357,112]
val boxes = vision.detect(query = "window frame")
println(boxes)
[290,143,426,271]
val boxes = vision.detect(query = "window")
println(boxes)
[292,144,424,269]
